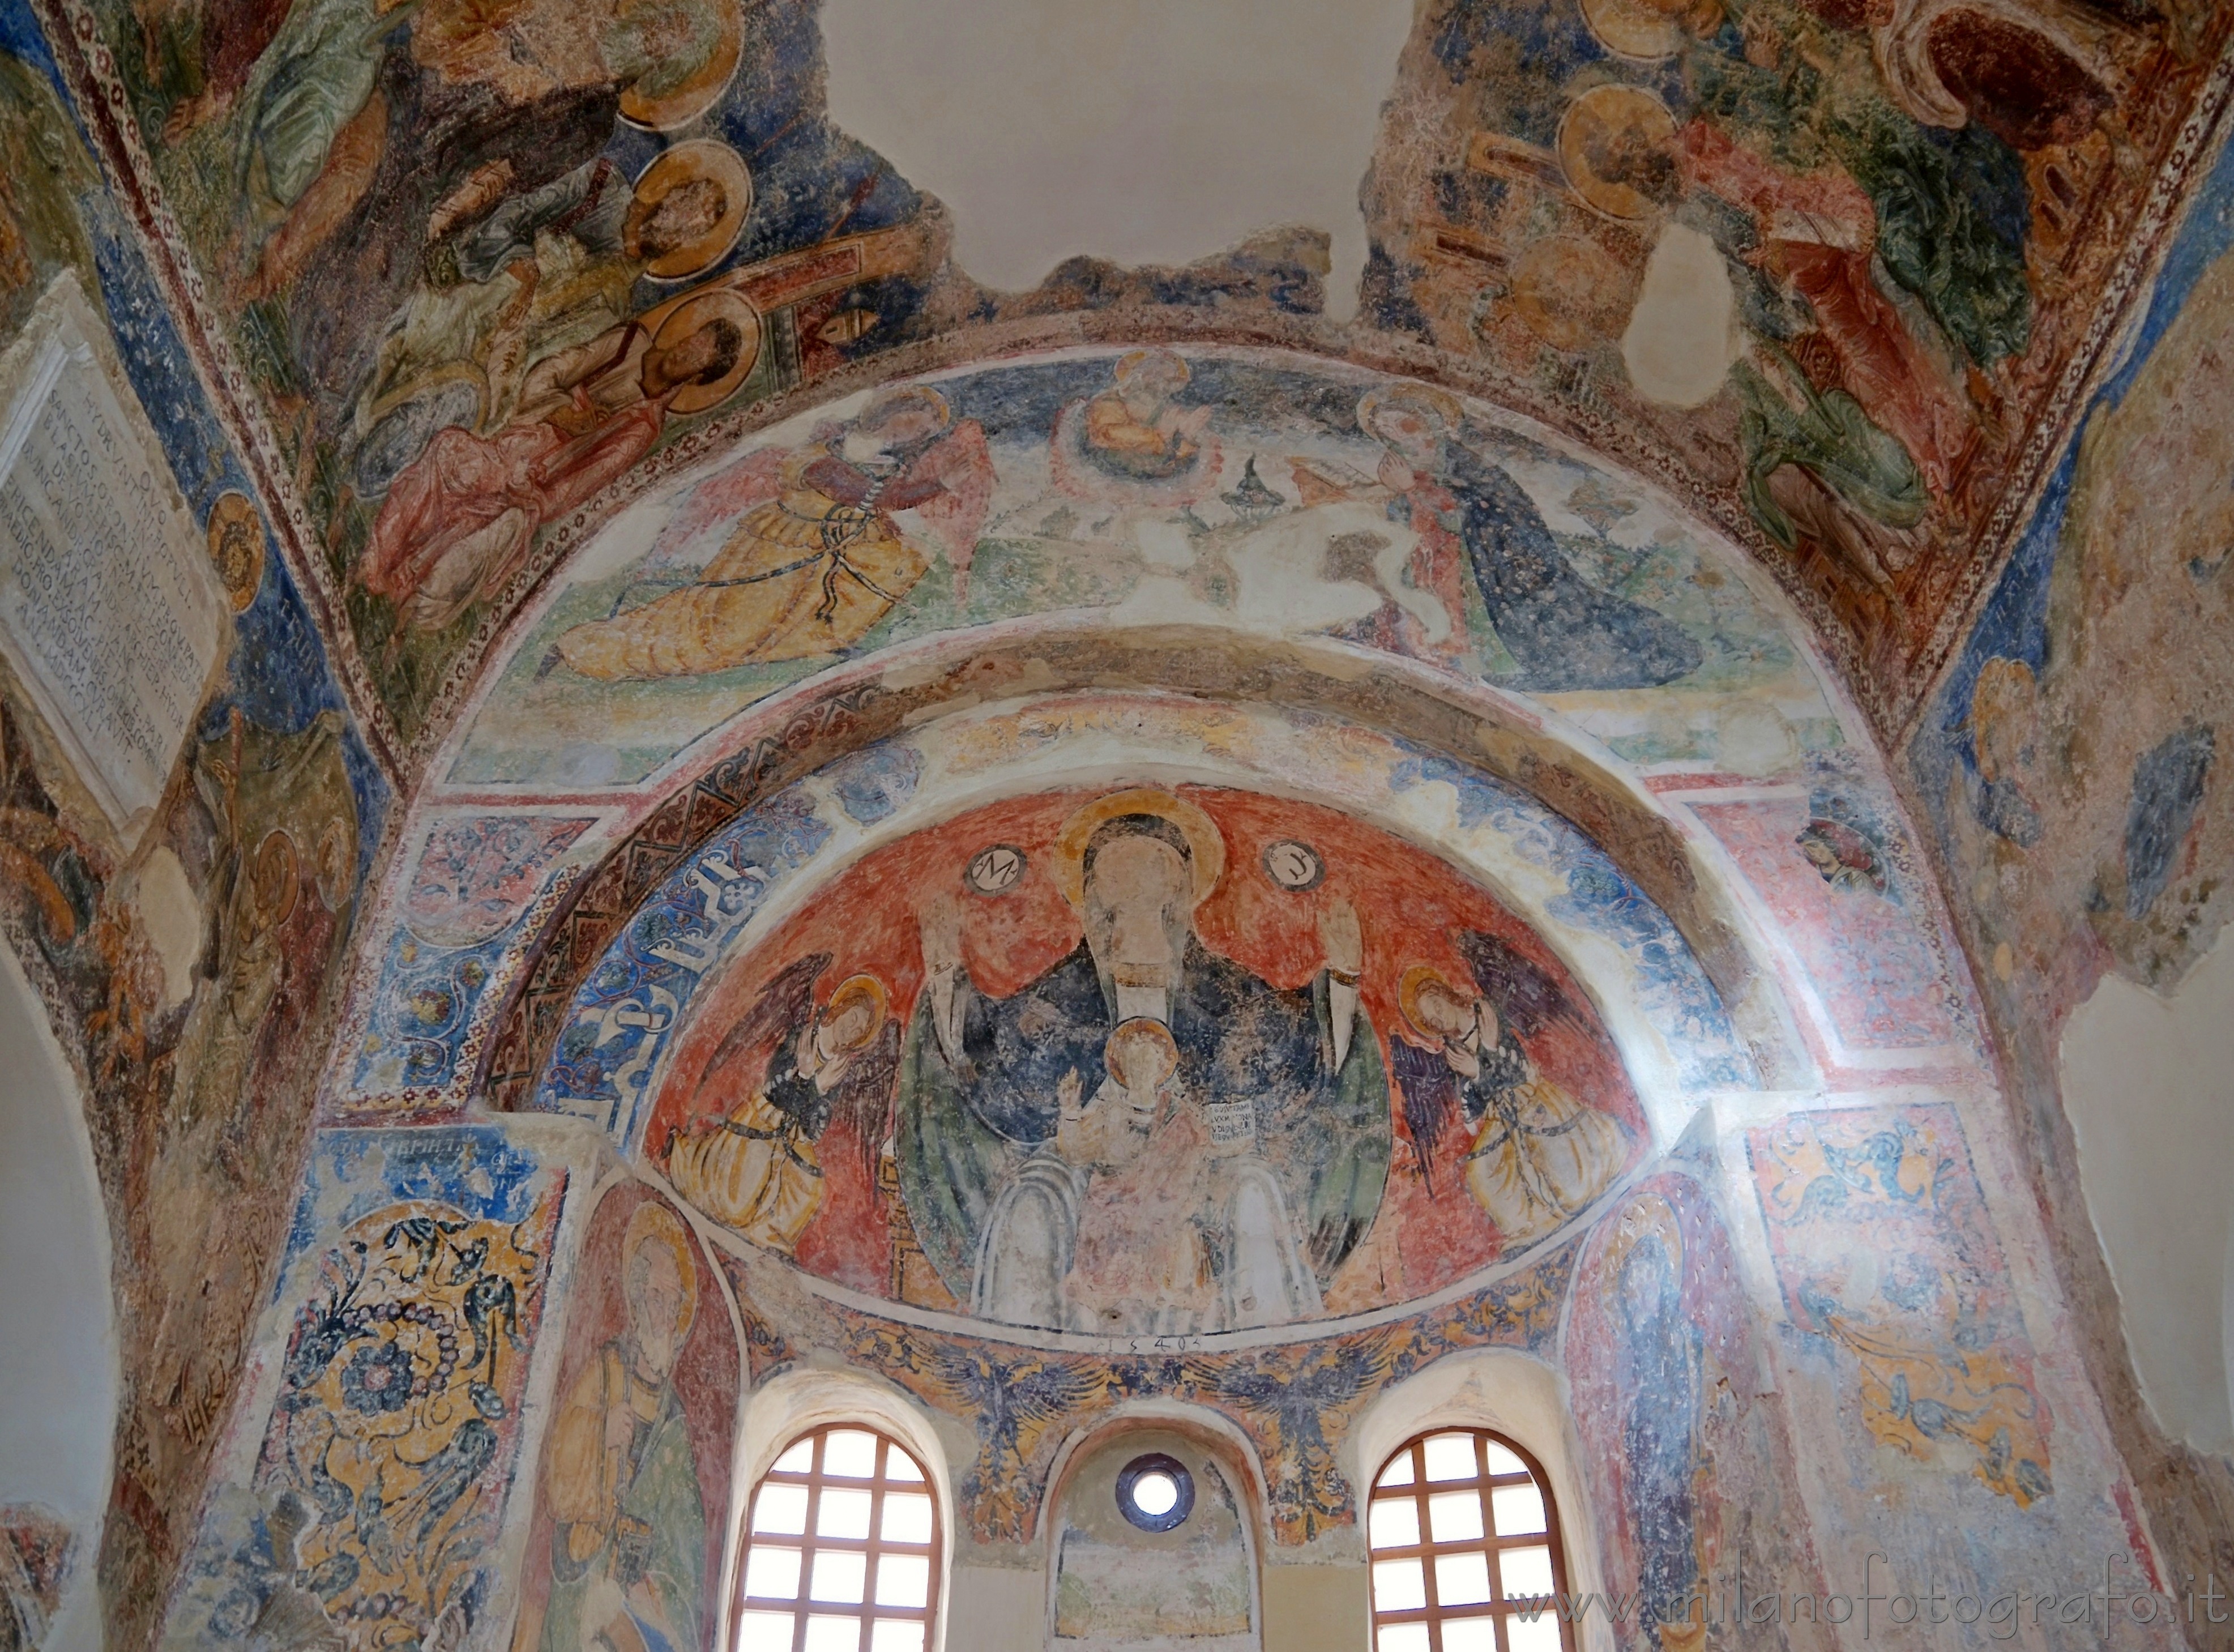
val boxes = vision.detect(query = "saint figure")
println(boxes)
[666,964,899,1254]
[356,294,751,638]
[1360,387,1704,691]
[1390,930,1630,1245]
[537,1201,705,1652]
[895,788,1391,1333]
[545,383,993,677]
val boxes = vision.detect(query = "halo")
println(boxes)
[622,1198,699,1342]
[1597,1190,1684,1293]
[1558,84,1678,223]
[1113,347,1190,391]
[1356,383,1462,447]
[820,973,889,1049]
[617,0,745,133]
[629,140,751,280]
[647,288,762,415]
[1397,963,1464,1043]
[1507,235,1634,352]
[206,491,264,612]
[1052,788,1225,910]
[857,382,954,438]
[1105,1016,1180,1083]
[1579,0,1685,62]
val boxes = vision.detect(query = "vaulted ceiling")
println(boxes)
[40,0,2232,767]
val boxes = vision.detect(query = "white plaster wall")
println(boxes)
[2060,937,2234,1454]
[820,0,1416,319]
[1346,1349,1612,1652]
[0,942,117,1651]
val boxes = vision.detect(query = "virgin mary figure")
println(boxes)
[894,789,1392,1333]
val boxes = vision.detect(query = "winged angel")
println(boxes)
[546,383,993,680]
[665,953,902,1254]
[1390,929,1632,1247]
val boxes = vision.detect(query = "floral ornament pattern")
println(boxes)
[246,1197,561,1646]
[730,1240,1571,1546]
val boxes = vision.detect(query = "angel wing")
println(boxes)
[696,952,831,1096]
[1389,1035,1461,1194]
[902,419,996,565]
[1451,928,1590,1045]
[659,443,793,556]
[828,1015,903,1169]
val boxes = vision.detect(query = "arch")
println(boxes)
[0,941,117,1652]
[461,641,1821,1130]
[1038,1401,1274,1572]
[733,1420,945,1652]
[1036,1407,1266,1652]
[1348,1351,1607,1652]
[496,688,1801,1149]
[733,1369,959,1652]
[1364,1428,1576,1651]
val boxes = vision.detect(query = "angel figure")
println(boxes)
[545,382,993,678]
[1046,348,1224,511]
[664,957,901,1254]
[1391,930,1631,1247]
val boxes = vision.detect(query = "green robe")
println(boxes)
[540,1351,705,1652]
[895,939,1391,1311]
[1733,355,1927,551]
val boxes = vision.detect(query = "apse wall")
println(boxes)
[0,0,2224,1637]
[110,340,2193,1652]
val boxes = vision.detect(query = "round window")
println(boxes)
[1115,1452,1195,1532]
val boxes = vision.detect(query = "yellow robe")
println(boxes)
[554,450,928,681]
[667,1091,825,1253]
[1464,1073,1625,1245]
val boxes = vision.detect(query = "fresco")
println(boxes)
[0,1508,75,1652]
[158,1126,569,1652]
[446,348,1839,791]
[45,0,2227,750]
[1894,116,2234,1606]
[1050,1434,1257,1650]
[1744,1102,2189,1641]
[509,1181,737,1652]
[1362,0,2232,720]
[490,699,1754,1143]
[1681,756,1980,1065]
[0,8,387,1644]
[338,814,600,1113]
[70,0,950,745]
[1911,133,2234,1013]
[646,785,1647,1329]
[1566,1169,1829,1651]
[725,1236,1573,1546]
[1748,1105,2051,1506]
[339,687,1765,1126]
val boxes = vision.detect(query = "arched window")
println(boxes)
[1366,1429,1573,1652]
[735,1423,942,1651]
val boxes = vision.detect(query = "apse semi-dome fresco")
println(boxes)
[1,0,2230,1645]
[647,785,1652,1331]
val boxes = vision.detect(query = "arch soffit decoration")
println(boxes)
[515,687,1777,1134]
[324,345,1996,1346]
[356,341,1909,1124]
[456,634,1815,1118]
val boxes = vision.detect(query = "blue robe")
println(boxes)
[895,938,1390,1305]
[1435,444,1703,693]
